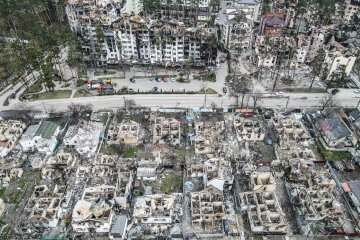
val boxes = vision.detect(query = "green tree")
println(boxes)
[142,0,161,15]
[183,58,193,80]
[41,57,55,92]
[309,48,326,89]
[94,24,105,69]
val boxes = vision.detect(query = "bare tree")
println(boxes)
[210,101,217,109]
[68,103,93,117]
[320,89,339,116]
[252,90,262,108]
[124,99,137,110]
[15,102,33,111]
[230,74,252,108]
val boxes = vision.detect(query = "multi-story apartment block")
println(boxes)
[159,0,212,24]
[233,0,262,22]
[345,0,360,22]
[66,0,217,66]
[220,7,253,50]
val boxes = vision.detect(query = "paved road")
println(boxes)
[3,89,360,112]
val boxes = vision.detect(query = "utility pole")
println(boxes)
[285,96,290,109]
[42,101,47,113]
[204,94,207,108]
[123,96,126,111]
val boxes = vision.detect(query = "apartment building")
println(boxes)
[220,7,253,50]
[233,0,262,22]
[66,0,217,66]
[345,0,360,22]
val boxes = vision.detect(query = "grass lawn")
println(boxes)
[281,88,327,93]
[159,173,182,194]
[123,146,140,158]
[133,74,176,79]
[315,139,351,161]
[206,73,216,82]
[176,77,191,83]
[74,89,93,98]
[94,70,117,76]
[198,88,217,94]
[33,90,72,100]
[21,81,43,99]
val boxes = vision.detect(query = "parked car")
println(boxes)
[155,77,161,82]
[179,88,185,92]
[128,88,134,93]
[275,92,284,96]
[170,78,176,82]
[243,112,253,118]
[354,89,360,93]
[152,87,158,92]
[120,86,128,93]
[130,78,136,83]
[223,87,227,94]
[161,77,168,82]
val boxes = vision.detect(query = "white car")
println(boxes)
[275,92,284,96]
[179,88,185,92]
[171,78,176,82]
[354,89,360,93]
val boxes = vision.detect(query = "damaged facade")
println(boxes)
[65,0,218,66]
[107,119,141,145]
[153,117,180,146]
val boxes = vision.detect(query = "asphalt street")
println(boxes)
[3,89,360,112]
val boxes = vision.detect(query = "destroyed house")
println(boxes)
[315,113,357,148]
[107,119,140,145]
[260,13,286,36]
[190,186,225,232]
[133,193,183,224]
[234,117,264,142]
[63,120,103,155]
[204,158,233,191]
[20,121,60,153]
[42,151,77,182]
[153,117,180,146]
[0,120,26,157]
[239,190,287,234]
[194,121,225,155]
[72,163,120,233]
[23,184,66,228]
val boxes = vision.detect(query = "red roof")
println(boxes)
[342,182,351,192]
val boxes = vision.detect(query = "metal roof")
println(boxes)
[35,121,59,139]
[110,215,127,237]
[316,113,352,141]
[348,180,360,201]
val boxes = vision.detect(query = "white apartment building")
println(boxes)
[219,7,253,50]
[256,54,277,67]
[290,46,309,68]
[66,0,217,66]
[123,0,143,14]
[345,0,360,22]
[326,51,357,77]
[233,0,262,22]
[110,17,216,66]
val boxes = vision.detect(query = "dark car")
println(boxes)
[161,77,168,82]
[120,86,128,93]
[130,77,136,83]
[155,77,161,82]
[152,87,158,92]
[223,87,227,94]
